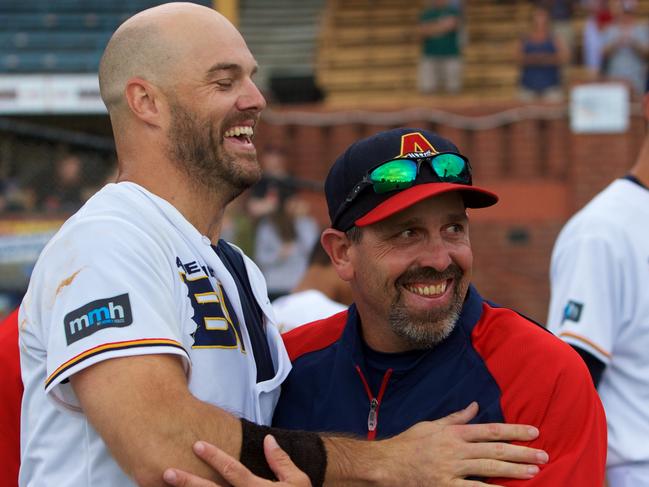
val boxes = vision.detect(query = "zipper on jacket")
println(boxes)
[355,365,393,440]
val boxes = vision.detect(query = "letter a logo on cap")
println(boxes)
[399,132,438,157]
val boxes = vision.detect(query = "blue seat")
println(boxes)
[1,51,101,73]
[0,0,214,74]
[0,32,111,51]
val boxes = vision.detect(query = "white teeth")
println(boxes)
[406,282,447,297]
[224,126,254,138]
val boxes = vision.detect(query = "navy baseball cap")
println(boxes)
[326,128,499,231]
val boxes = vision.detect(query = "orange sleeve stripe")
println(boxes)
[45,338,185,389]
[558,332,612,358]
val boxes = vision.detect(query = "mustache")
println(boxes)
[395,263,464,287]
[220,110,260,134]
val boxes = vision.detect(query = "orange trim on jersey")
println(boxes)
[558,332,612,358]
[45,338,186,389]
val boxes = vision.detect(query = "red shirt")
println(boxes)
[0,309,22,486]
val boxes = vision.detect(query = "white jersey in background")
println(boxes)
[547,178,649,485]
[272,290,347,333]
[19,182,290,487]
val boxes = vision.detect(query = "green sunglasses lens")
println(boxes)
[369,159,417,193]
[431,153,467,182]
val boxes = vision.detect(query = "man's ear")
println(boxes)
[124,77,165,128]
[321,228,355,282]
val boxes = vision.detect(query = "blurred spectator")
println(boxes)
[249,146,320,301]
[417,0,463,94]
[582,0,613,78]
[601,0,649,96]
[246,145,295,220]
[272,241,352,333]
[538,0,579,62]
[77,158,119,204]
[38,153,86,213]
[0,178,36,213]
[221,194,255,257]
[254,195,319,302]
[516,6,568,102]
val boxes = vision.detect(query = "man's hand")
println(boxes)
[368,402,548,486]
[163,435,311,487]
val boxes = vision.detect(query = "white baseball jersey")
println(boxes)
[272,290,347,333]
[19,182,291,487]
[547,178,649,477]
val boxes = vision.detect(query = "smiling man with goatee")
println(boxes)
[272,128,608,487]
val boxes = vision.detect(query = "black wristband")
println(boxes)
[239,418,326,487]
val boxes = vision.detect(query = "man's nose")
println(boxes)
[237,78,267,112]
[417,239,453,272]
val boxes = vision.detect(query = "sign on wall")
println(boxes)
[570,83,630,134]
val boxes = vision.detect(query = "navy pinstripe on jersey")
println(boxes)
[215,241,275,383]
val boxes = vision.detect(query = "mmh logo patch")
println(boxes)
[64,294,133,345]
[562,300,583,324]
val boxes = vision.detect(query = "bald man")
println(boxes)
[18,4,548,487]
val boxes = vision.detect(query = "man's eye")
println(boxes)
[216,79,233,88]
[398,229,416,239]
[446,224,463,234]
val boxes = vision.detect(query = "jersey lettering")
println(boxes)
[177,259,246,352]
[176,257,216,278]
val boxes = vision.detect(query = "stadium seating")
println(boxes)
[315,0,419,105]
[0,1,211,74]
[314,0,649,105]
[239,0,325,96]
[4,0,649,99]
[315,0,528,104]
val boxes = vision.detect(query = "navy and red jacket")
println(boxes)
[273,286,606,486]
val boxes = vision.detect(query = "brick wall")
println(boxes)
[254,103,646,323]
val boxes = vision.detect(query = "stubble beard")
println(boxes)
[166,102,261,203]
[388,264,467,350]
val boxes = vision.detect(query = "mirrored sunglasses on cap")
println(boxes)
[332,152,472,227]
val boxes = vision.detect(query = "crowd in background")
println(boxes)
[223,145,321,301]
[417,0,649,100]
[0,149,115,215]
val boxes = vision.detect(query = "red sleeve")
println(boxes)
[0,308,22,487]
[472,304,606,486]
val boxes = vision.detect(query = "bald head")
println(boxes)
[98,2,244,113]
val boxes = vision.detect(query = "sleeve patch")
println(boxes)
[64,293,132,345]
[562,300,583,324]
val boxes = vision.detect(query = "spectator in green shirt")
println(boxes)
[417,0,463,94]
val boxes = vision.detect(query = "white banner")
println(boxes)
[0,74,107,114]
